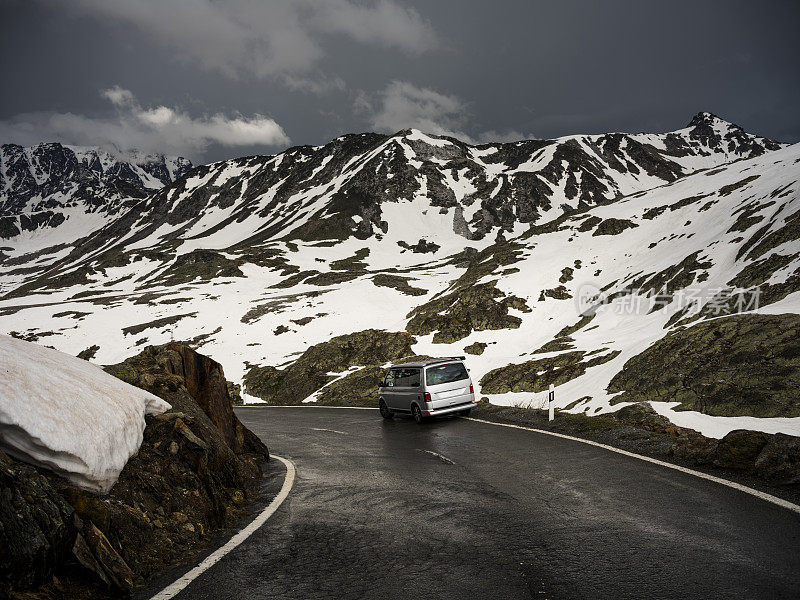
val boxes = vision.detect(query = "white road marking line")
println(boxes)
[311,427,347,435]
[149,455,296,600]
[466,417,800,516]
[418,449,455,464]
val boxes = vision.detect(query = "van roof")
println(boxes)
[391,356,466,368]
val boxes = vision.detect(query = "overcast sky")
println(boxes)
[1,0,799,163]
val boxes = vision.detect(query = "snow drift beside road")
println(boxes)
[0,334,170,493]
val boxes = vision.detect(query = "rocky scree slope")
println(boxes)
[0,342,268,600]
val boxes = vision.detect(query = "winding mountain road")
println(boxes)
[140,407,800,600]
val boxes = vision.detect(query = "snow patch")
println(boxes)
[0,335,170,494]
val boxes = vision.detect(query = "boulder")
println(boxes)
[714,430,770,469]
[107,342,267,458]
[752,434,800,485]
[669,433,718,464]
[614,403,683,437]
[159,344,245,452]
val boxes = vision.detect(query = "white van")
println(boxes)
[378,357,476,423]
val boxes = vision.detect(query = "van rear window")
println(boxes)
[426,363,468,386]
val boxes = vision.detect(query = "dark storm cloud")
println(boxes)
[1,0,798,162]
[0,85,290,156]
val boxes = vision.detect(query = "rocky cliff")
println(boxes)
[0,343,268,600]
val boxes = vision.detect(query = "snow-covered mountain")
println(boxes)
[0,142,192,244]
[45,111,783,252]
[0,112,781,291]
[1,113,798,438]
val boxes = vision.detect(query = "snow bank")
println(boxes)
[0,334,170,494]
[649,402,800,439]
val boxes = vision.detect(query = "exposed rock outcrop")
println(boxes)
[0,450,77,592]
[1,343,269,599]
[148,344,258,453]
[480,350,620,394]
[608,313,800,417]
[405,242,529,343]
[244,329,415,404]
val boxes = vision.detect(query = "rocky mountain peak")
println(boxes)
[683,111,783,157]
[687,111,731,128]
[0,142,193,238]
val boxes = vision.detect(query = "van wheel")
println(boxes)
[379,400,393,419]
[412,404,425,424]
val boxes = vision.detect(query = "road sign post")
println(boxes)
[548,384,554,421]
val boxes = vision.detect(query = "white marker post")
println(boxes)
[548,384,555,421]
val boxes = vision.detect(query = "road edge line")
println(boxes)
[149,455,296,600]
[466,417,800,516]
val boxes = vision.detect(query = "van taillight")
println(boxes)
[424,392,431,402]
[470,384,474,393]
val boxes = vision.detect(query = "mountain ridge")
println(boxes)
[0,113,798,439]
[0,142,192,240]
[0,112,783,280]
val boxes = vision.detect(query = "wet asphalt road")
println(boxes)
[142,407,800,600]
